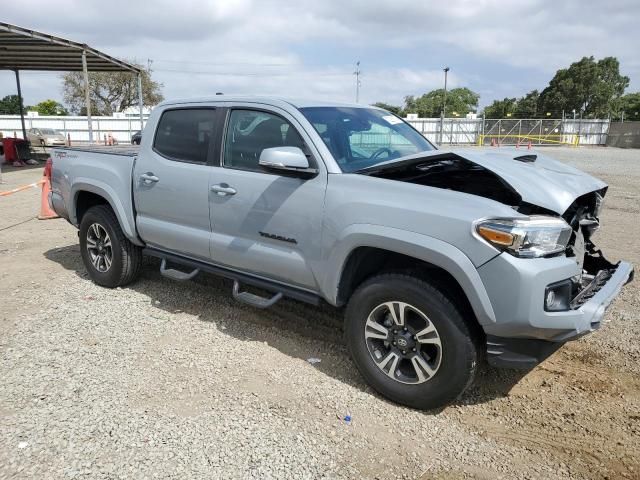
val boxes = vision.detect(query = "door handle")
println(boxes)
[210,184,237,196]
[140,172,159,184]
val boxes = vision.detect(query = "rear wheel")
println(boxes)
[345,273,479,409]
[79,205,142,288]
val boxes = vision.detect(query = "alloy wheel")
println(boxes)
[364,301,442,384]
[86,223,113,273]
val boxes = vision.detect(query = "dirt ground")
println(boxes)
[0,146,639,479]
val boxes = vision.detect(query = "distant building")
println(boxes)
[114,106,154,118]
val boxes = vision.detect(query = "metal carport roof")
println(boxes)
[0,22,143,143]
[0,22,141,72]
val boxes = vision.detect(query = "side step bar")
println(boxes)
[232,281,283,309]
[143,247,321,307]
[160,259,200,281]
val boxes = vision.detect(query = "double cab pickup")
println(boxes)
[49,97,633,409]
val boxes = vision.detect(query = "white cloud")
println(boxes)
[1,0,638,108]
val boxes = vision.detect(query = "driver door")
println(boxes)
[208,106,327,289]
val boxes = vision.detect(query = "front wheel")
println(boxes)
[345,273,480,410]
[79,205,142,288]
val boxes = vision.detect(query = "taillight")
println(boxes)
[44,157,52,179]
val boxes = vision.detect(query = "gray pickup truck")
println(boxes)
[49,96,633,409]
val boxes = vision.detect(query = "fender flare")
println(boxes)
[321,224,496,325]
[70,179,143,246]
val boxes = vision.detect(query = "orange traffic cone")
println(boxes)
[38,175,59,220]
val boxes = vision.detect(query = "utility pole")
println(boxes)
[354,61,361,103]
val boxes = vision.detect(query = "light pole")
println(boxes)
[442,67,450,118]
[354,61,361,103]
[440,67,450,145]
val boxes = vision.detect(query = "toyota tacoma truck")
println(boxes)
[48,97,633,409]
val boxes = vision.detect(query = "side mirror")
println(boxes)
[259,146,317,176]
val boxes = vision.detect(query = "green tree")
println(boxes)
[484,90,541,118]
[0,94,25,114]
[404,87,479,118]
[30,99,68,116]
[483,97,517,118]
[372,102,403,115]
[514,90,539,118]
[62,65,163,115]
[619,92,640,121]
[538,56,629,118]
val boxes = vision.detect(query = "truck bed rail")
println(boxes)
[56,145,140,157]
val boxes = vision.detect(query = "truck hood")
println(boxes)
[359,149,607,214]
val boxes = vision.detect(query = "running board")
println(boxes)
[142,247,321,306]
[160,258,200,281]
[232,281,283,309]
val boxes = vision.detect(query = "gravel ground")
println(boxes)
[1,146,639,479]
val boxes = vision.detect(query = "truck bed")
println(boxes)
[59,145,140,157]
[50,144,140,243]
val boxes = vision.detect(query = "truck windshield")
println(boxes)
[299,107,435,172]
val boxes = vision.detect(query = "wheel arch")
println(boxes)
[71,182,143,246]
[324,225,497,326]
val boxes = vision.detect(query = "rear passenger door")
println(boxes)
[133,107,220,260]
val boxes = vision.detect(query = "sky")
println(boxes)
[1,0,639,110]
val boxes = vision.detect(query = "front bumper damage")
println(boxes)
[480,255,634,369]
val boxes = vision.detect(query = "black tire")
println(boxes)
[79,205,142,288]
[345,273,479,410]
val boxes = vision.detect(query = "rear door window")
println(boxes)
[153,108,217,164]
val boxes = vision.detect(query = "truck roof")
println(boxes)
[158,95,377,110]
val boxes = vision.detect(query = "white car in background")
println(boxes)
[27,128,66,146]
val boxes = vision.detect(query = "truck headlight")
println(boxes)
[476,216,572,258]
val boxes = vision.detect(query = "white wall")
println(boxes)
[0,115,610,146]
[0,115,149,143]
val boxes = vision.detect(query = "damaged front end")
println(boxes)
[361,149,635,367]
[362,150,633,345]
[561,190,630,309]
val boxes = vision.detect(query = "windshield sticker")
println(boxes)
[382,115,403,125]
